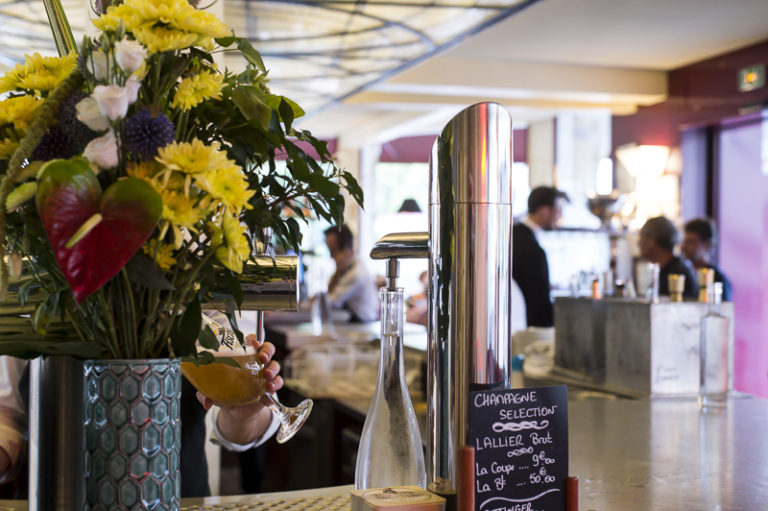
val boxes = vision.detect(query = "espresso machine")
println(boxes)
[370,102,514,509]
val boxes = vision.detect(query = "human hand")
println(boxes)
[196,334,284,444]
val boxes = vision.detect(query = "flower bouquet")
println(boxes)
[0,0,362,360]
[0,0,362,506]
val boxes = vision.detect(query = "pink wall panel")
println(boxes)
[718,120,768,397]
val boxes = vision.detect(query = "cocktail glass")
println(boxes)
[182,347,313,444]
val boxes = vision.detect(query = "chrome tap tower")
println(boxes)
[427,102,514,500]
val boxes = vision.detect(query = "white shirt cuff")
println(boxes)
[209,407,280,452]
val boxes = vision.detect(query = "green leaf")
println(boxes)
[198,325,219,350]
[183,349,214,366]
[125,253,175,291]
[232,86,271,129]
[342,171,365,207]
[17,280,35,306]
[215,36,266,72]
[266,95,305,123]
[287,156,311,181]
[226,272,243,309]
[308,173,340,197]
[222,301,245,347]
[281,96,305,119]
[32,290,62,335]
[171,294,202,356]
[278,98,295,131]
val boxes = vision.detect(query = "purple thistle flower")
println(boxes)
[60,91,98,149]
[124,109,175,161]
[32,124,78,160]
[32,91,98,160]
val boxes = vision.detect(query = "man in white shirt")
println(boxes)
[324,225,379,322]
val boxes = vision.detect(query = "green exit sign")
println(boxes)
[738,64,765,92]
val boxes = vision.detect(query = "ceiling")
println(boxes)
[297,0,768,145]
[2,0,768,147]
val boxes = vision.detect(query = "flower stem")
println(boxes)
[140,287,158,357]
[97,288,121,358]
[158,249,217,354]
[121,268,139,358]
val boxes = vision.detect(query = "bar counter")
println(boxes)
[4,396,766,510]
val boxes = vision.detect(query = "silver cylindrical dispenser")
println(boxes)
[427,102,513,501]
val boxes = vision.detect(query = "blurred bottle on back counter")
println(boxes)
[699,282,729,409]
[645,262,660,303]
[697,268,715,303]
[668,274,686,302]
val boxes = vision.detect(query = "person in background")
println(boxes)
[324,224,379,322]
[681,217,732,301]
[512,186,569,327]
[638,216,697,299]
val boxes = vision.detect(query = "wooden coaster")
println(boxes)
[350,486,446,511]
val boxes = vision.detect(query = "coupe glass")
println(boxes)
[181,317,312,444]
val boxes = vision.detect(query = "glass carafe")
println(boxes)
[355,287,425,489]
[699,282,729,409]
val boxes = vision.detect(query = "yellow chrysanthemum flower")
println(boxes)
[195,167,255,212]
[0,53,77,93]
[93,0,231,53]
[133,26,198,53]
[160,189,207,229]
[172,70,224,110]
[126,160,163,182]
[178,8,232,50]
[0,95,41,132]
[156,139,233,175]
[209,214,250,274]
[0,138,19,159]
[143,239,177,271]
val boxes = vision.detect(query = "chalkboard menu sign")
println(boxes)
[468,385,568,511]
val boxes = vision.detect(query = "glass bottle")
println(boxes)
[355,287,426,489]
[699,282,729,409]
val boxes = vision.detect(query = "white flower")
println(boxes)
[90,50,109,80]
[83,130,118,169]
[75,97,109,132]
[125,77,142,103]
[114,38,147,73]
[92,84,133,121]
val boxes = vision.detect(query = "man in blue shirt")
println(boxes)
[681,217,732,301]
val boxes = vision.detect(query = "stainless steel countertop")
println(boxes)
[3,397,766,510]
[570,396,768,510]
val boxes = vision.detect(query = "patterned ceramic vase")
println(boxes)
[83,359,181,510]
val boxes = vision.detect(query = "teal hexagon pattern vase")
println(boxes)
[84,359,181,510]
